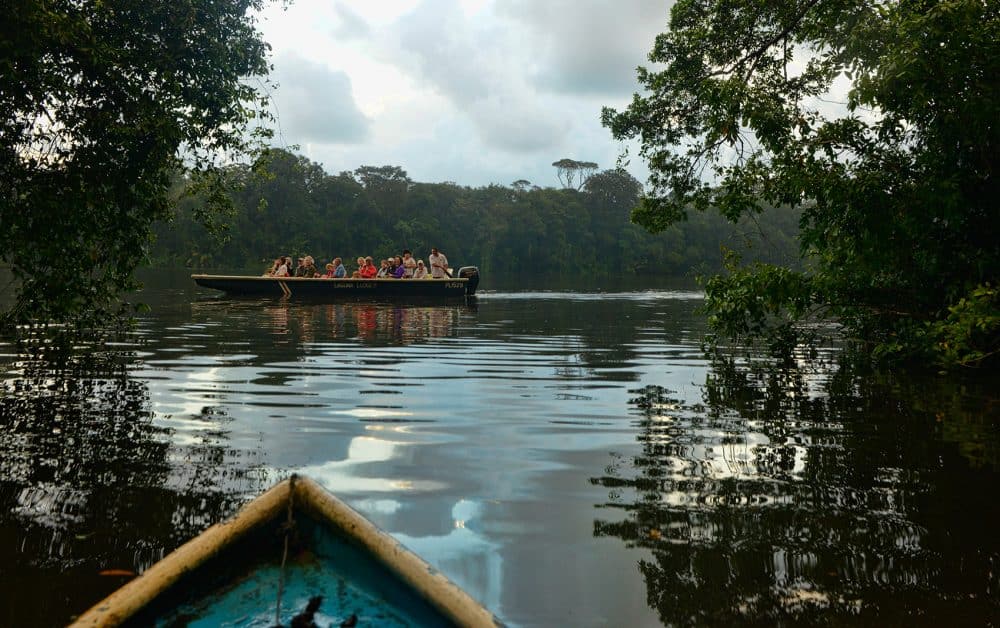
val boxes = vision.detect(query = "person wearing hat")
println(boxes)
[413,259,427,279]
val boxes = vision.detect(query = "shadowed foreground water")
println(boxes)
[0,277,998,626]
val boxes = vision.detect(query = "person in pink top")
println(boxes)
[402,250,417,278]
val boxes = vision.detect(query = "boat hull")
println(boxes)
[193,274,478,299]
[70,476,501,627]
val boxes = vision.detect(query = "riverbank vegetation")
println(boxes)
[0,1,276,329]
[151,147,802,278]
[604,0,999,368]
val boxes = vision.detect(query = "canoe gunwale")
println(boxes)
[70,475,501,627]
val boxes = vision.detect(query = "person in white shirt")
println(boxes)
[413,259,427,279]
[274,257,290,277]
[428,247,449,279]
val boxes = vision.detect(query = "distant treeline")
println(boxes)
[151,148,800,277]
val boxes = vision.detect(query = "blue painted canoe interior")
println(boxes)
[147,516,449,627]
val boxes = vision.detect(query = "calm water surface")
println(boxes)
[1,274,998,626]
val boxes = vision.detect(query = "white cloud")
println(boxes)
[271,52,371,144]
[331,1,371,39]
[387,0,572,152]
[498,0,671,95]
[257,0,657,186]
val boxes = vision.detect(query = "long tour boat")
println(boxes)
[193,266,480,299]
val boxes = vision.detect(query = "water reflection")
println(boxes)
[194,300,466,346]
[1,286,998,626]
[0,346,268,627]
[298,428,448,494]
[592,359,1000,625]
[396,499,504,617]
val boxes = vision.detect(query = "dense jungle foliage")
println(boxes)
[0,0,276,328]
[151,148,802,278]
[605,0,999,368]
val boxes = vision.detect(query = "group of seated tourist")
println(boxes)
[264,248,450,279]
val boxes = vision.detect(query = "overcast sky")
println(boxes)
[256,0,670,188]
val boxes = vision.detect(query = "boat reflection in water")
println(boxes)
[337,303,461,343]
[189,299,472,347]
[8,283,999,627]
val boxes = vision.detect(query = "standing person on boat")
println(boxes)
[413,259,427,278]
[429,247,449,278]
[402,250,417,278]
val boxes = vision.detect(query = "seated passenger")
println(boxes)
[274,257,290,277]
[322,262,336,278]
[376,259,390,278]
[360,256,377,279]
[299,255,318,277]
[412,259,427,279]
[392,255,406,278]
[265,257,282,276]
[332,257,346,278]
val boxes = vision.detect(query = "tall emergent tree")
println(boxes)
[0,0,276,327]
[552,158,599,190]
[604,0,999,367]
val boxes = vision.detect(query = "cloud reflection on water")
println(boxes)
[3,288,998,626]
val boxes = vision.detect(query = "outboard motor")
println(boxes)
[456,266,480,296]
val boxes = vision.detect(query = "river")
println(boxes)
[1,272,998,626]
